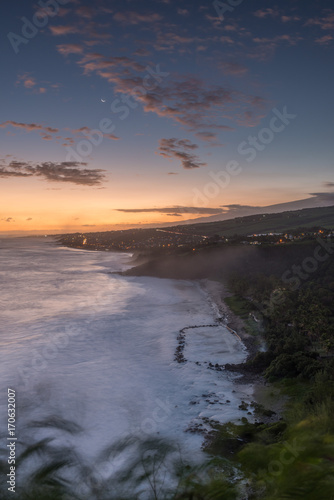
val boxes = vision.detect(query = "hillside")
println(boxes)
[166,205,334,237]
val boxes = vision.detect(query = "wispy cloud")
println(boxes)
[205,14,223,29]
[15,73,54,94]
[75,6,97,19]
[111,74,264,132]
[305,11,334,30]
[0,161,106,186]
[113,11,163,25]
[0,121,58,134]
[281,15,300,23]
[218,61,248,76]
[57,43,84,56]
[133,48,151,57]
[254,8,280,19]
[0,121,118,145]
[116,206,224,215]
[249,34,303,60]
[50,24,81,36]
[194,131,223,146]
[253,35,302,45]
[315,35,333,45]
[71,126,119,141]
[222,204,261,211]
[77,52,144,73]
[153,31,201,52]
[157,138,206,169]
[16,73,36,88]
[62,137,75,146]
[55,35,267,134]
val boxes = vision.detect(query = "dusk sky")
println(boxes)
[1,0,333,233]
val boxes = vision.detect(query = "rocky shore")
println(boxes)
[199,280,262,361]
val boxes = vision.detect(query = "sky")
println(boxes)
[0,0,333,234]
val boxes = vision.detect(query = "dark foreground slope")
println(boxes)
[123,239,332,281]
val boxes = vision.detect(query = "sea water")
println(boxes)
[0,237,252,494]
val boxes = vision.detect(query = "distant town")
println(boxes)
[57,226,334,254]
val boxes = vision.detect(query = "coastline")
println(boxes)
[48,241,286,449]
[199,279,287,426]
[198,279,261,364]
[201,279,286,414]
[60,244,279,423]
[120,255,261,362]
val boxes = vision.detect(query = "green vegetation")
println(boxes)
[224,295,253,319]
[227,255,334,378]
[202,236,334,499]
[224,295,261,337]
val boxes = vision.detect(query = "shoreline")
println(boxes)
[66,245,266,384]
[55,244,283,434]
[198,279,261,364]
[199,279,287,426]
[199,279,280,415]
[59,245,278,421]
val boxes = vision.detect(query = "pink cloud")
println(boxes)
[224,25,237,31]
[50,25,80,36]
[249,34,303,60]
[220,36,235,45]
[23,77,36,88]
[57,43,84,56]
[254,8,279,19]
[153,31,200,52]
[113,11,162,25]
[281,15,300,22]
[0,121,58,134]
[16,73,36,88]
[76,56,267,132]
[104,134,120,140]
[305,11,334,30]
[77,53,144,75]
[315,34,333,45]
[71,127,120,141]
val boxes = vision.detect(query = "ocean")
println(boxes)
[0,237,252,495]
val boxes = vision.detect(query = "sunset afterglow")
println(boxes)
[1,0,333,233]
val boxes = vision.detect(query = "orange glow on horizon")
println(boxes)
[0,174,320,234]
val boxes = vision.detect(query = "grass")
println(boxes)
[243,318,261,337]
[224,295,263,338]
[224,295,253,319]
